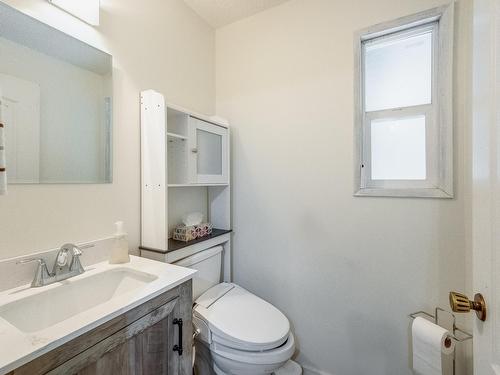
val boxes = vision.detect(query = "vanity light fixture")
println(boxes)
[47,0,100,26]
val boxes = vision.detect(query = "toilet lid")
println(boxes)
[194,283,290,351]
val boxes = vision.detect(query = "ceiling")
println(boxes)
[183,0,292,28]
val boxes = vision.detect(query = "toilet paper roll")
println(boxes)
[412,317,455,375]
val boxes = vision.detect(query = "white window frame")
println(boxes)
[353,4,454,198]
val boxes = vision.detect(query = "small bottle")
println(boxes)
[109,221,130,264]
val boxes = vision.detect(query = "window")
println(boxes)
[354,4,454,198]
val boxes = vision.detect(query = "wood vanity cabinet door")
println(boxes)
[47,298,179,375]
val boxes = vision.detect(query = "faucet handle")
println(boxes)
[17,258,46,266]
[57,243,92,266]
[78,243,95,250]
[69,244,87,274]
[71,243,95,257]
[17,258,50,287]
[72,243,95,259]
[72,247,83,256]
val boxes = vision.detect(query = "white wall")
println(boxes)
[0,0,214,258]
[216,0,472,374]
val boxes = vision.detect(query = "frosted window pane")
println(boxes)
[371,116,426,180]
[197,129,222,175]
[364,27,433,112]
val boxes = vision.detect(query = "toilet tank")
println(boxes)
[174,246,223,300]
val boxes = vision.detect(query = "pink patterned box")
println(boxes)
[173,222,213,242]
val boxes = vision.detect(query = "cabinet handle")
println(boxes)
[173,318,183,356]
[191,148,198,154]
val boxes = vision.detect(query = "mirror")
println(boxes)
[0,2,112,184]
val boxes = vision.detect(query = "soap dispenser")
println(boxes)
[109,221,130,264]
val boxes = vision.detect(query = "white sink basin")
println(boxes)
[0,268,157,333]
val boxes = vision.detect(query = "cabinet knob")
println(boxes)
[191,148,198,154]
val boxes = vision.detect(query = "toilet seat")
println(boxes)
[194,283,291,351]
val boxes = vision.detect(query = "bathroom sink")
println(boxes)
[0,256,196,375]
[0,268,157,333]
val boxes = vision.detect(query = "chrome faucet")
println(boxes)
[18,243,92,287]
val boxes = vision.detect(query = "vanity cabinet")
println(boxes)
[8,280,193,375]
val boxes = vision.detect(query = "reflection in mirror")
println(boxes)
[0,2,112,184]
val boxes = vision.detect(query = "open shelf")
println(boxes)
[167,132,188,141]
[139,229,232,255]
[168,229,232,252]
[167,131,189,185]
[167,108,189,137]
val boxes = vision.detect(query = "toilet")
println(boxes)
[174,245,301,375]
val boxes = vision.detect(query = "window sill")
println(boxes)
[354,187,453,199]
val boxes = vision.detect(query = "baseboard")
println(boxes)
[301,364,334,375]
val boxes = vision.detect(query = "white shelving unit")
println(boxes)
[140,90,232,281]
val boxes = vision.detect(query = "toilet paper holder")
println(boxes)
[409,307,473,344]
[409,308,472,375]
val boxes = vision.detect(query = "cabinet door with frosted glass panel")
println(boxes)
[188,117,228,184]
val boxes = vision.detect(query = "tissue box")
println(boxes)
[173,223,213,242]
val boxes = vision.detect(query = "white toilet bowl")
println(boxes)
[175,246,302,375]
[210,333,296,375]
[192,282,297,375]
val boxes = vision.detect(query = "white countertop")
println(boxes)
[0,256,196,374]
